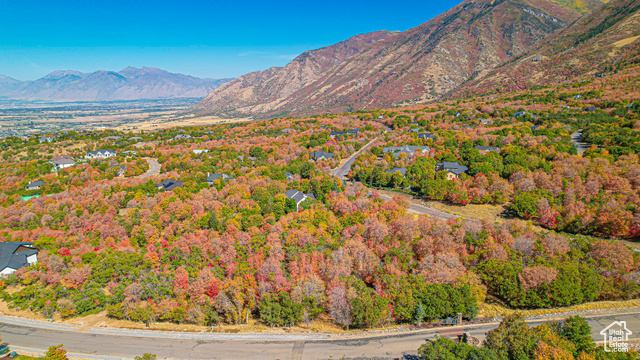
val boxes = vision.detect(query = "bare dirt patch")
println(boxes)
[613,35,640,48]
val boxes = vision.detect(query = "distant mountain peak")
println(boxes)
[0,67,234,101]
[43,70,86,80]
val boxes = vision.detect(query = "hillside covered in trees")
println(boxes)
[0,63,639,338]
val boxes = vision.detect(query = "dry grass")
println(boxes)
[67,312,399,335]
[112,115,252,132]
[613,35,640,48]
[424,201,507,222]
[479,299,640,318]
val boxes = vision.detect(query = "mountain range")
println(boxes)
[450,0,640,97]
[195,0,640,118]
[0,67,233,101]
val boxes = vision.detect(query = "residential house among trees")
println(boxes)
[436,162,468,180]
[310,151,334,161]
[49,158,75,171]
[85,149,116,159]
[193,149,209,155]
[0,243,38,276]
[39,137,54,143]
[206,173,234,186]
[108,165,126,177]
[173,134,192,140]
[25,181,44,191]
[156,179,184,191]
[385,167,407,177]
[329,128,359,139]
[418,133,436,140]
[475,145,501,153]
[383,145,430,159]
[285,189,315,211]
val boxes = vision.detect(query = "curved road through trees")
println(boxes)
[2,310,640,359]
[571,130,589,155]
[138,158,161,179]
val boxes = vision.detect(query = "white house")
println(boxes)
[0,243,39,277]
[49,158,75,171]
[85,149,117,159]
[193,149,209,155]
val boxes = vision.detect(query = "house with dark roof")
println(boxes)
[625,103,636,109]
[479,119,493,126]
[475,145,501,153]
[584,107,598,112]
[513,111,531,118]
[310,151,334,161]
[329,128,359,139]
[386,167,407,177]
[39,137,54,143]
[206,173,234,186]
[418,133,436,140]
[109,165,126,177]
[156,179,184,191]
[436,162,468,180]
[25,181,44,191]
[121,150,137,156]
[383,145,430,159]
[285,172,294,180]
[104,136,122,141]
[0,243,38,276]
[49,158,75,171]
[285,190,315,211]
[85,149,117,159]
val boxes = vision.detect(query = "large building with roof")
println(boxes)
[0,243,38,276]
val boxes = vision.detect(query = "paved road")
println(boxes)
[138,158,161,179]
[377,193,458,220]
[571,130,589,155]
[3,311,640,360]
[332,126,390,180]
[331,138,379,179]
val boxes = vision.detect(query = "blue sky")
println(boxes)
[1,0,460,80]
